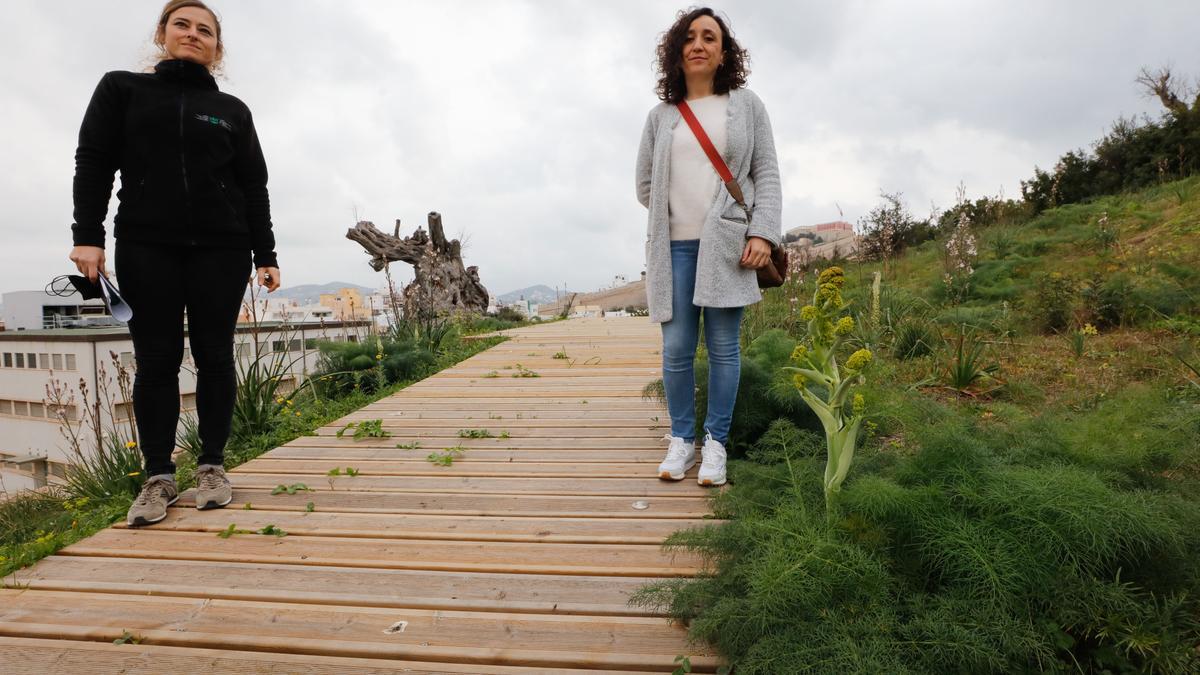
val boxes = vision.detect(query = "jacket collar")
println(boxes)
[154,59,218,90]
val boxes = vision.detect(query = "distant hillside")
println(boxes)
[271,282,377,305]
[498,285,562,304]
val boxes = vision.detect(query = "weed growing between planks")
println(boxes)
[336,419,389,440]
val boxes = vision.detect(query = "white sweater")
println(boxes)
[667,94,729,240]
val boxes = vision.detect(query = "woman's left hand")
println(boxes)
[740,236,773,269]
[256,266,281,292]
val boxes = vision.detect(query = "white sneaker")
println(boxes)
[657,435,696,481]
[697,434,727,487]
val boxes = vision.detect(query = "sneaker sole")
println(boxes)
[196,493,233,510]
[658,459,697,481]
[697,476,727,487]
[127,494,180,527]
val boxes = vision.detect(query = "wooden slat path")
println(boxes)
[2,317,722,673]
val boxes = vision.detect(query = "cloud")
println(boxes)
[2,0,1198,299]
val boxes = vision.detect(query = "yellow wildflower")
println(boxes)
[791,344,809,362]
[818,266,845,288]
[835,316,855,336]
[846,348,873,371]
[852,393,866,416]
[792,372,807,388]
[799,305,818,321]
[1081,324,1098,336]
[125,441,136,449]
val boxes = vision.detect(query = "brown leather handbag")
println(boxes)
[678,100,788,289]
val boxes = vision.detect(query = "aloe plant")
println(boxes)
[785,267,873,518]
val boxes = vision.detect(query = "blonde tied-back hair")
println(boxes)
[153,0,224,74]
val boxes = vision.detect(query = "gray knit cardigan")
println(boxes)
[636,88,782,323]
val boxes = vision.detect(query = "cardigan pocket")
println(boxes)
[713,217,750,268]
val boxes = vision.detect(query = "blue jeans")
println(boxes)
[661,239,744,444]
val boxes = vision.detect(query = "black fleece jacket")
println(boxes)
[71,59,278,268]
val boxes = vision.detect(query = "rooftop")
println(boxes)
[0,320,371,342]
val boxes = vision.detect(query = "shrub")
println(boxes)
[892,321,937,360]
[637,410,1200,673]
[63,432,143,502]
[1028,272,1078,333]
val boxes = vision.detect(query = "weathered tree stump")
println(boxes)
[346,212,489,318]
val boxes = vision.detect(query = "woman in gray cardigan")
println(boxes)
[636,7,782,487]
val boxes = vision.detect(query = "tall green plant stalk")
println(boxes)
[784,267,873,518]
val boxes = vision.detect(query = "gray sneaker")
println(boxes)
[126,475,179,526]
[195,464,232,510]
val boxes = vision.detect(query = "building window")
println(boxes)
[114,402,134,421]
[65,354,77,370]
[2,353,10,368]
[304,338,318,350]
[272,340,286,353]
[29,402,45,418]
[12,401,28,416]
[235,342,248,358]
[27,353,37,368]
[348,335,358,343]
[14,353,24,368]
[288,339,302,352]
[183,347,192,361]
[39,353,49,370]
[52,354,63,370]
[181,392,197,410]
[120,351,134,367]
[0,400,11,415]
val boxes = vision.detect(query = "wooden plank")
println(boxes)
[265,446,668,463]
[0,637,669,675]
[284,437,668,449]
[188,487,711,518]
[237,458,674,479]
[9,557,667,616]
[223,473,711,497]
[337,412,663,421]
[312,428,666,439]
[0,590,720,671]
[59,530,704,577]
[110,508,712,544]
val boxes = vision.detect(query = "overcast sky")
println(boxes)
[3,0,1198,297]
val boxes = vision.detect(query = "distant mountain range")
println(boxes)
[270,282,377,305]
[497,285,566,305]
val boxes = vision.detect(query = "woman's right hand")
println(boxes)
[69,245,106,282]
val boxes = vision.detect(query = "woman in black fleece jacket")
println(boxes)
[68,0,279,526]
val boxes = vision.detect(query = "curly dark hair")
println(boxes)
[655,7,749,104]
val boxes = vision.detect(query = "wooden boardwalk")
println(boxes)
[1,317,721,673]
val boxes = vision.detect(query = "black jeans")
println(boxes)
[115,240,250,476]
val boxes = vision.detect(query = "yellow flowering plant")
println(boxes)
[785,266,873,518]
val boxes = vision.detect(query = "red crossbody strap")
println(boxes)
[677,100,746,206]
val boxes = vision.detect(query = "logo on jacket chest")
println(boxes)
[193,113,234,132]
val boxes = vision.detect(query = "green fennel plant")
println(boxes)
[785,267,873,518]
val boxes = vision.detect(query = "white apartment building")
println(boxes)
[2,290,114,331]
[0,319,370,494]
